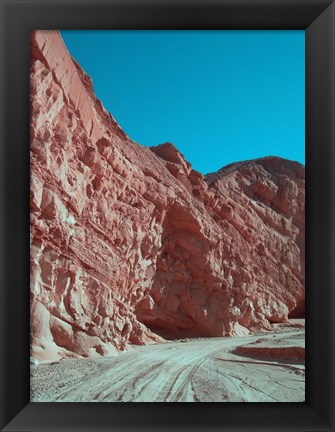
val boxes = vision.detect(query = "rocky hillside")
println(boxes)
[30,31,305,361]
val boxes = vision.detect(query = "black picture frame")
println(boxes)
[1,0,334,431]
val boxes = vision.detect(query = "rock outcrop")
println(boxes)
[30,30,305,361]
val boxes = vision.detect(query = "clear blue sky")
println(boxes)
[61,30,305,174]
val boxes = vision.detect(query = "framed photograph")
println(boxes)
[1,0,334,431]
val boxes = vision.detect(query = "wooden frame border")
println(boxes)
[0,1,334,430]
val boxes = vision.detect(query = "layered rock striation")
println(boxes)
[30,30,305,361]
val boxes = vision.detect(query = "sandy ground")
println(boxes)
[30,321,305,402]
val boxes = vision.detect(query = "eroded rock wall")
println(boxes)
[30,31,305,361]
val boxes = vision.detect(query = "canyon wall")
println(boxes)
[30,30,305,361]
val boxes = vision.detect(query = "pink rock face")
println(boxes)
[30,31,305,361]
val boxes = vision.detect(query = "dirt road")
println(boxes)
[31,325,305,402]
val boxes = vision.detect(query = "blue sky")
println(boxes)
[61,30,305,174]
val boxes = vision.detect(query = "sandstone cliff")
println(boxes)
[30,30,305,361]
